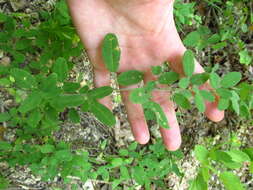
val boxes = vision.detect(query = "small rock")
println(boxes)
[9,0,27,11]
[0,56,10,66]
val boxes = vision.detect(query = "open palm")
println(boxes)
[67,0,224,150]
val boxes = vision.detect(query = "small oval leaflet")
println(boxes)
[183,50,195,77]
[102,33,121,72]
[117,70,144,86]
[173,93,191,109]
[158,71,179,85]
[194,92,206,113]
[210,72,220,89]
[89,100,116,127]
[221,72,242,88]
[88,86,113,99]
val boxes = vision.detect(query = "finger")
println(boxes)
[120,84,150,144]
[87,49,113,110]
[144,72,181,151]
[199,83,224,122]
[93,68,112,109]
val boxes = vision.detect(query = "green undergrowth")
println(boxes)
[0,0,252,189]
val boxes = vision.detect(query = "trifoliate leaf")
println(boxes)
[102,33,120,72]
[221,72,242,88]
[183,50,195,77]
[117,70,143,86]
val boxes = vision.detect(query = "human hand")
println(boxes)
[67,0,224,150]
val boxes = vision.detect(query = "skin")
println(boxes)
[67,0,224,151]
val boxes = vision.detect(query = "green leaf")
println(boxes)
[194,145,209,164]
[18,91,42,113]
[216,88,232,98]
[199,90,215,102]
[189,172,208,190]
[112,179,121,190]
[210,72,220,89]
[15,39,31,50]
[194,91,206,112]
[102,33,120,72]
[219,172,245,190]
[221,72,242,88]
[190,73,209,86]
[243,148,253,160]
[89,101,116,126]
[0,112,11,122]
[40,144,55,154]
[173,93,191,109]
[0,141,12,151]
[117,70,143,86]
[52,57,68,82]
[218,98,230,110]
[178,77,190,89]
[239,49,252,65]
[88,86,113,99]
[129,87,150,104]
[210,150,242,169]
[120,166,130,179]
[143,101,169,129]
[151,66,162,75]
[68,109,80,123]
[183,31,201,47]
[226,150,250,163]
[26,110,42,127]
[63,82,80,93]
[111,158,123,167]
[231,97,240,115]
[54,150,73,162]
[158,71,179,84]
[133,166,146,185]
[10,68,37,89]
[50,94,85,110]
[207,34,221,44]
[183,50,195,77]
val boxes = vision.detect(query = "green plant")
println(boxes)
[190,134,253,190]
[0,0,252,189]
